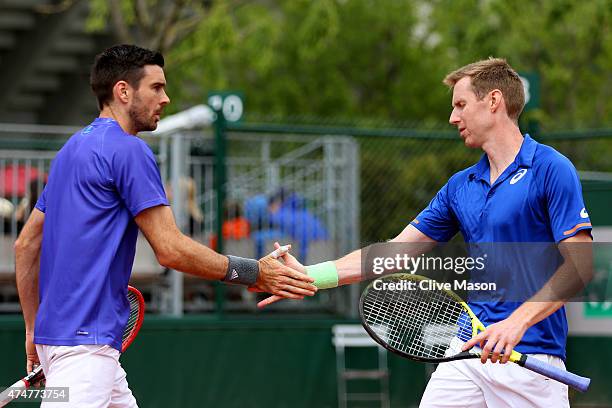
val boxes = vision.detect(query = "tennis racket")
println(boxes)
[0,285,145,407]
[359,273,591,393]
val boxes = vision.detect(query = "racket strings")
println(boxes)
[122,290,142,346]
[363,280,468,359]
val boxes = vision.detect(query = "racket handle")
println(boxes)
[520,355,591,392]
[0,366,44,407]
[0,380,27,407]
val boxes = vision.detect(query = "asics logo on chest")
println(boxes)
[509,169,528,185]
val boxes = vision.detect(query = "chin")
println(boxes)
[141,121,158,132]
[463,138,481,149]
[134,124,156,133]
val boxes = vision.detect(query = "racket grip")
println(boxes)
[521,355,591,392]
[0,380,26,407]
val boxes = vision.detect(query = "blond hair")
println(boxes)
[443,58,525,121]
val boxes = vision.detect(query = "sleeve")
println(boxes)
[410,181,459,242]
[111,140,169,217]
[34,186,47,213]
[543,156,592,242]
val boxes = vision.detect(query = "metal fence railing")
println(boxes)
[144,127,360,315]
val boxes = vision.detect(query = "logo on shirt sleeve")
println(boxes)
[509,169,528,185]
[580,208,589,219]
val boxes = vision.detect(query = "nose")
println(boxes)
[161,90,170,106]
[449,109,460,126]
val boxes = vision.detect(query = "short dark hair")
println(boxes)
[90,44,165,110]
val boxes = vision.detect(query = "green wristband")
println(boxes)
[305,261,339,289]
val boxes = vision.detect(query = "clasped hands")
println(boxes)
[249,242,310,308]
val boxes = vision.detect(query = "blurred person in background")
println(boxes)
[248,188,328,263]
[267,188,328,262]
[0,197,14,232]
[165,176,204,236]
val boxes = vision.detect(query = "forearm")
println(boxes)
[509,300,565,329]
[512,262,575,327]
[335,248,363,286]
[512,234,592,328]
[135,206,229,280]
[329,224,437,287]
[15,233,42,333]
[160,231,228,280]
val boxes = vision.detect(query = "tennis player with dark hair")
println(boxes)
[263,58,592,407]
[14,44,316,407]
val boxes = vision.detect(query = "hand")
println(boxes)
[461,315,529,364]
[25,332,39,374]
[256,242,308,308]
[252,244,316,300]
[25,332,45,386]
[247,243,291,294]
[272,242,305,273]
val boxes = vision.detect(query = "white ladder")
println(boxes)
[332,324,390,408]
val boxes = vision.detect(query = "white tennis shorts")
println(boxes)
[36,344,138,408]
[419,354,570,408]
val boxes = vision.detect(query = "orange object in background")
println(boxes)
[209,217,250,250]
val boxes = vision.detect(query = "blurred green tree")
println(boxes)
[88,0,612,128]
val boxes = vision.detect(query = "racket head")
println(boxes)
[359,273,481,363]
[122,285,145,352]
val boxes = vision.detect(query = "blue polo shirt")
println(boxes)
[410,135,591,359]
[34,118,168,351]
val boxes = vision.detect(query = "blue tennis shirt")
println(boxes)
[411,135,592,359]
[34,118,168,351]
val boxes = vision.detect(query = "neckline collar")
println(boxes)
[93,117,119,125]
[470,134,537,182]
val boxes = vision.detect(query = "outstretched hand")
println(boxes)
[250,244,316,300]
[254,242,309,308]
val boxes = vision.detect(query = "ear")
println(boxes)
[489,89,503,114]
[113,80,130,104]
